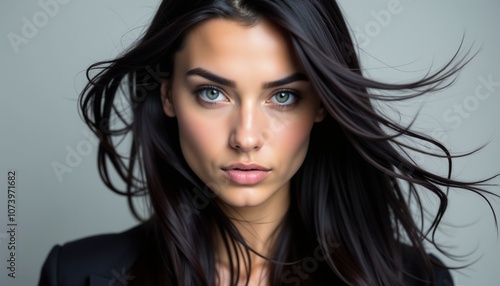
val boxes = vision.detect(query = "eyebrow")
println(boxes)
[186,68,308,89]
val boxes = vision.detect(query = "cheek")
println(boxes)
[175,110,226,173]
[271,116,315,165]
[178,115,212,155]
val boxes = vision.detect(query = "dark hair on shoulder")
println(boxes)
[79,0,497,285]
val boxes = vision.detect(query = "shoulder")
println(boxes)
[401,245,454,286]
[38,223,149,286]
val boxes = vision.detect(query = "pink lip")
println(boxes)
[222,163,270,185]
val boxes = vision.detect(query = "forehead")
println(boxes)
[174,18,302,76]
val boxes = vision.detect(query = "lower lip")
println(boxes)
[223,170,269,185]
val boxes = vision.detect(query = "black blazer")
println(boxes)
[38,224,147,286]
[38,223,454,286]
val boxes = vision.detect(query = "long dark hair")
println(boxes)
[79,0,496,285]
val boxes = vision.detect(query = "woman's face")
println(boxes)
[161,18,324,211]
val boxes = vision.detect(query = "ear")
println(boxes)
[314,103,326,122]
[160,79,176,117]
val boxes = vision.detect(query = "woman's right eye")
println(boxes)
[195,87,227,105]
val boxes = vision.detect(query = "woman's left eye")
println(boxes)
[269,90,299,107]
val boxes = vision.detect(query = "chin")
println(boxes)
[216,188,272,209]
[219,195,267,209]
[219,182,291,212]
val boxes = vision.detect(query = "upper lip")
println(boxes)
[222,163,270,171]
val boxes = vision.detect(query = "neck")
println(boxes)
[214,184,290,274]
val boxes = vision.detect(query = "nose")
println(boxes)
[229,104,265,152]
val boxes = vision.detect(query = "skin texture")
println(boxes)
[161,18,325,284]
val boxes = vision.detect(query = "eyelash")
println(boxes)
[192,85,226,106]
[191,85,302,110]
[269,89,302,110]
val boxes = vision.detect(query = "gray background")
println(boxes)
[1,1,499,285]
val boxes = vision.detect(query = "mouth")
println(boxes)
[222,163,271,172]
[221,163,271,185]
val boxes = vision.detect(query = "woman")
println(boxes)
[38,0,496,285]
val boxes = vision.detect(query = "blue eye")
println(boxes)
[270,90,298,106]
[197,87,226,103]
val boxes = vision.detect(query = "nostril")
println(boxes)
[230,140,262,152]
